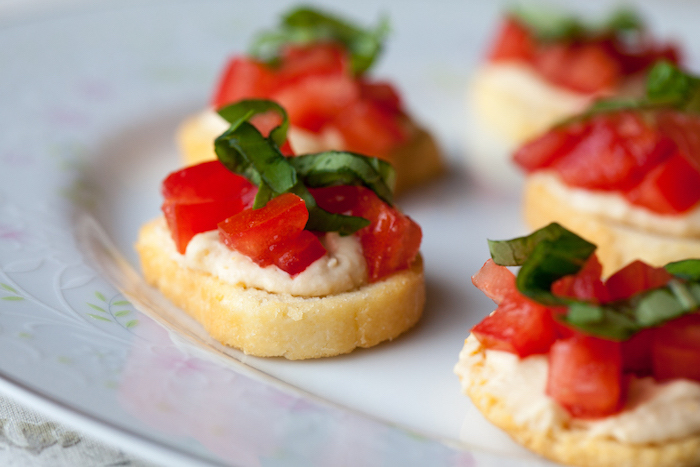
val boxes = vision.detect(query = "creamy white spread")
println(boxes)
[533,172,700,237]
[455,334,700,443]
[199,109,345,155]
[469,62,592,146]
[153,218,367,297]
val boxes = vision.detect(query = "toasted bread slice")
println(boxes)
[455,336,700,467]
[136,218,425,360]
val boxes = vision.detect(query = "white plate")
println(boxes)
[0,1,695,466]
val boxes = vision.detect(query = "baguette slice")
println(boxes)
[455,336,700,467]
[177,112,444,195]
[136,218,425,360]
[523,174,700,277]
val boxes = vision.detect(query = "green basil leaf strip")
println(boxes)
[486,223,700,340]
[488,223,595,267]
[250,6,389,75]
[218,99,289,148]
[216,121,296,208]
[289,152,395,204]
[215,102,370,235]
[488,223,596,306]
[562,302,639,340]
[665,259,700,281]
[510,6,642,42]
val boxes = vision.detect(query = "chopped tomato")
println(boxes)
[471,294,558,357]
[210,43,406,155]
[310,185,421,282]
[546,335,623,418]
[358,80,403,114]
[272,74,360,132]
[331,99,408,158]
[488,17,534,62]
[471,259,517,304]
[218,193,326,275]
[625,151,700,214]
[212,57,277,109]
[516,111,676,193]
[551,255,609,303]
[533,43,620,94]
[161,161,257,254]
[275,43,349,85]
[652,313,700,382]
[656,110,700,172]
[270,230,328,276]
[605,260,672,301]
[606,39,681,76]
[551,111,673,190]
[621,328,655,376]
[488,16,680,94]
[513,125,585,172]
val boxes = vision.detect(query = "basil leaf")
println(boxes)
[511,6,642,42]
[666,259,700,281]
[646,61,700,113]
[250,6,389,75]
[488,223,595,268]
[562,302,639,340]
[215,100,372,235]
[289,152,395,204]
[216,121,297,208]
[218,99,289,148]
[485,223,700,341]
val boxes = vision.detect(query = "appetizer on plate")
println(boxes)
[514,61,700,277]
[465,6,679,185]
[138,100,425,360]
[179,6,443,194]
[455,223,700,467]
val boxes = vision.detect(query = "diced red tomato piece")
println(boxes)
[547,335,623,418]
[488,17,535,62]
[471,294,558,357]
[218,193,326,275]
[513,124,586,172]
[270,230,327,276]
[471,259,517,304]
[272,74,360,132]
[621,328,656,376]
[358,80,403,114]
[212,57,278,109]
[656,110,700,173]
[310,185,421,282]
[605,260,672,301]
[552,111,673,190]
[161,161,257,254]
[606,38,682,76]
[276,43,349,85]
[533,43,620,94]
[551,255,609,304]
[652,313,700,382]
[624,151,700,214]
[331,98,408,158]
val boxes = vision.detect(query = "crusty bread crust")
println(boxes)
[136,218,425,360]
[523,175,700,277]
[176,112,444,195]
[456,338,700,467]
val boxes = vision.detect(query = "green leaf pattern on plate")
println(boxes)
[85,291,139,331]
[1,282,23,301]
